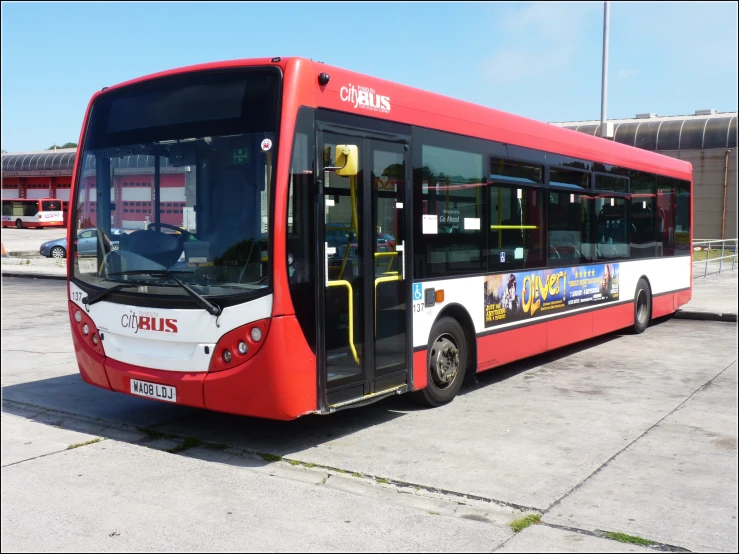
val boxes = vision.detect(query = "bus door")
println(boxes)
[318,129,410,407]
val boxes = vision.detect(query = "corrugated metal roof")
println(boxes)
[1,149,77,173]
[551,113,737,151]
[1,149,181,174]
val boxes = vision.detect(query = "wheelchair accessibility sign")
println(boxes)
[413,283,423,301]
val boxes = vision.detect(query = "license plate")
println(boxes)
[130,379,177,403]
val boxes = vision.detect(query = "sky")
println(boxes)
[1,1,737,153]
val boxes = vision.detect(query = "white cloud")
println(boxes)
[482,2,600,85]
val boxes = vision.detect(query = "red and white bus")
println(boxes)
[2,198,65,228]
[67,57,692,420]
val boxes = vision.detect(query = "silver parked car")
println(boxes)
[40,228,128,259]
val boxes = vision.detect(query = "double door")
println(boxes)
[319,129,410,405]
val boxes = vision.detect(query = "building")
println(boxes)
[551,110,737,240]
[1,148,76,201]
[1,149,189,229]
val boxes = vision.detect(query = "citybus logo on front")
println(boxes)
[121,310,178,334]
[339,83,391,113]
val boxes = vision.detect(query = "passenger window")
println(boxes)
[489,185,545,271]
[594,196,629,259]
[549,167,590,190]
[547,192,595,266]
[417,144,485,276]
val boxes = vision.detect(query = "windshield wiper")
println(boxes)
[83,283,140,307]
[107,270,222,316]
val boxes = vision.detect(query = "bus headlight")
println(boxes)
[75,310,82,322]
[250,327,262,342]
[92,333,99,345]
[223,350,232,363]
[82,324,89,335]
[238,341,248,355]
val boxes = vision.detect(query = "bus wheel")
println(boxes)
[15,219,23,229]
[634,278,651,334]
[412,317,467,407]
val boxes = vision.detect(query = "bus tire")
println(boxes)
[15,219,23,229]
[633,278,651,334]
[411,316,467,407]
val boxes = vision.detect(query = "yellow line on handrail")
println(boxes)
[326,279,359,364]
[490,225,538,230]
[374,251,398,272]
[374,275,402,335]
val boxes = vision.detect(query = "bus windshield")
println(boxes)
[71,69,280,301]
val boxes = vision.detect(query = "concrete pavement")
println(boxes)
[676,271,738,321]
[1,227,64,257]
[1,277,737,552]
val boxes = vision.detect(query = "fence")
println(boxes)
[693,238,737,277]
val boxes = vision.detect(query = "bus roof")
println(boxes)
[93,57,693,182]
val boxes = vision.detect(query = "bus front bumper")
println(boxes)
[70,302,317,421]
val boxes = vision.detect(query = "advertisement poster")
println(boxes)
[484,263,619,328]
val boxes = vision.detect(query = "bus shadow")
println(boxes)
[2,325,639,469]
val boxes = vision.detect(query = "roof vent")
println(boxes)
[635,113,657,119]
[694,109,717,115]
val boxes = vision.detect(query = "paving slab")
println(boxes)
[1,439,513,553]
[546,362,738,553]
[1,411,100,467]
[682,270,738,317]
[496,524,656,553]
[154,319,737,510]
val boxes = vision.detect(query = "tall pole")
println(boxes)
[600,2,610,138]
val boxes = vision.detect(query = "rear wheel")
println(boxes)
[634,278,651,334]
[15,219,23,229]
[411,316,467,407]
[50,246,66,259]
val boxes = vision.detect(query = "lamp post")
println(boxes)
[600,2,611,138]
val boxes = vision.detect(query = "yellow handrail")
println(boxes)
[326,279,359,364]
[338,175,359,280]
[374,274,402,335]
[490,225,538,230]
[375,250,398,272]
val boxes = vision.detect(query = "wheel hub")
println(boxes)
[430,336,459,388]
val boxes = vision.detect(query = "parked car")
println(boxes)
[40,228,128,259]
[377,233,395,249]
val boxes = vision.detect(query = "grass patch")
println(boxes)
[287,460,301,466]
[165,437,202,454]
[204,443,227,451]
[376,478,389,484]
[352,472,362,478]
[693,248,737,262]
[601,531,652,546]
[67,438,103,450]
[511,514,541,533]
[428,511,440,516]
[303,462,316,468]
[258,452,282,462]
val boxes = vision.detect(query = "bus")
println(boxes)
[66,57,692,420]
[2,198,65,228]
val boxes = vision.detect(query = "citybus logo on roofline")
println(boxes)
[339,84,391,113]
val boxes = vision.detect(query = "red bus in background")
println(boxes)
[2,198,65,228]
[67,57,692,420]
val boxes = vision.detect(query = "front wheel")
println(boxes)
[50,246,66,259]
[15,219,23,229]
[411,316,467,407]
[633,278,652,334]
